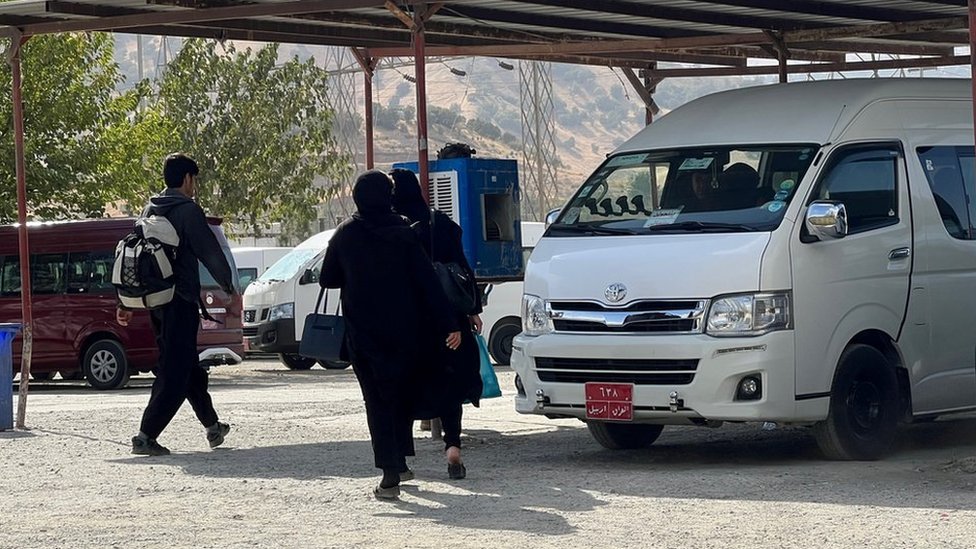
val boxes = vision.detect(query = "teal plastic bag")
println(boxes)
[476,333,502,399]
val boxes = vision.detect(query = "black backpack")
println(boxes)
[112,215,180,309]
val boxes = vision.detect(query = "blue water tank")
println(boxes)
[393,158,523,281]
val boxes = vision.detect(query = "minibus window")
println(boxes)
[552,145,818,235]
[0,256,20,296]
[89,252,116,293]
[66,253,91,294]
[31,254,66,295]
[810,145,899,234]
[917,145,976,240]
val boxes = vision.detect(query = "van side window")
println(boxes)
[66,252,115,294]
[917,146,976,240]
[810,145,899,234]
[89,252,116,293]
[0,256,21,297]
[32,254,66,295]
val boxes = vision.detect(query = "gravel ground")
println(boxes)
[2,358,975,549]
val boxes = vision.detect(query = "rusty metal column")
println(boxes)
[644,62,657,126]
[970,0,976,168]
[364,67,375,170]
[413,5,430,204]
[10,35,34,429]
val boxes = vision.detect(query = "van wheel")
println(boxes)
[31,372,53,381]
[813,344,899,460]
[587,422,664,450]
[318,360,350,370]
[83,340,130,390]
[489,319,522,366]
[279,353,315,370]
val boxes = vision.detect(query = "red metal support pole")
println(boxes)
[364,67,375,170]
[413,5,430,205]
[10,35,34,429]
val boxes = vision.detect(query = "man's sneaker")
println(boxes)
[131,436,170,456]
[207,422,231,449]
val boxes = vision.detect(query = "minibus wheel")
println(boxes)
[587,422,664,450]
[83,339,130,390]
[488,319,522,366]
[813,344,899,460]
[279,353,315,370]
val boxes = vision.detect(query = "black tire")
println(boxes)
[318,360,351,370]
[279,353,316,370]
[587,422,664,450]
[813,344,899,460]
[31,371,53,381]
[83,339,130,390]
[488,319,522,366]
[59,371,85,381]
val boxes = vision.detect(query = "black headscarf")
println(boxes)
[353,170,396,218]
[390,168,430,225]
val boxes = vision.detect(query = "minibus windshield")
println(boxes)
[258,249,318,282]
[551,145,819,235]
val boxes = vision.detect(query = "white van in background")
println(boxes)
[514,79,976,460]
[480,222,545,365]
[232,247,291,292]
[242,230,339,370]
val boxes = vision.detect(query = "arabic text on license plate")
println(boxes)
[585,382,634,421]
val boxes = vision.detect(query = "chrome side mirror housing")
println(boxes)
[806,201,848,240]
[545,208,562,227]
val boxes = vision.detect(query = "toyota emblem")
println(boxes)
[206,293,214,305]
[605,283,627,303]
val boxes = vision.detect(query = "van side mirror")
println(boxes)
[805,201,848,240]
[545,208,562,227]
[299,268,317,285]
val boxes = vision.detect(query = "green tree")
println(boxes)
[0,33,141,222]
[124,39,350,241]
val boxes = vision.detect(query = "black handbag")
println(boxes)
[299,287,346,363]
[429,211,479,315]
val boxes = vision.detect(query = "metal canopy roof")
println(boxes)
[0,0,972,76]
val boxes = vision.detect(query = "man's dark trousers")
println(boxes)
[139,296,218,439]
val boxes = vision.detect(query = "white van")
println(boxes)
[242,230,339,370]
[514,79,976,460]
[232,247,291,292]
[480,222,545,365]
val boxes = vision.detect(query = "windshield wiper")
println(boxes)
[645,221,755,233]
[549,222,637,236]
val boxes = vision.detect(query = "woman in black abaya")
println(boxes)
[319,170,460,499]
[390,168,483,480]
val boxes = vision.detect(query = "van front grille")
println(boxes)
[535,357,698,385]
[242,327,259,337]
[548,299,707,334]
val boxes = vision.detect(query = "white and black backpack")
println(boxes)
[112,215,180,309]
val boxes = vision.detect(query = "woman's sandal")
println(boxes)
[373,484,401,500]
[447,462,466,480]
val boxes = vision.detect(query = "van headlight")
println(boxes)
[706,292,791,337]
[522,294,553,336]
[268,302,295,322]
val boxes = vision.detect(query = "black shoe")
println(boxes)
[399,469,415,483]
[374,484,400,500]
[207,422,231,449]
[131,436,170,456]
[448,462,466,480]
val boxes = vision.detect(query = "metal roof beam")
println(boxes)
[790,39,955,56]
[369,16,968,57]
[695,45,844,63]
[16,0,432,36]
[694,0,956,22]
[647,54,969,78]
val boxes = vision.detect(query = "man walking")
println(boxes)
[118,153,237,456]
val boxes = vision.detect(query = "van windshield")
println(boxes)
[259,249,319,282]
[552,145,819,235]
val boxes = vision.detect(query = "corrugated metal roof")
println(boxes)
[0,0,970,76]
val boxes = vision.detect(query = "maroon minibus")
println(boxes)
[0,218,243,390]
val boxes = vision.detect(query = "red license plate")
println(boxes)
[585,382,634,421]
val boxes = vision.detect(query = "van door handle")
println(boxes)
[888,247,911,260]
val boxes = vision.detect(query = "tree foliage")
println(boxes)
[0,33,139,222]
[122,39,350,241]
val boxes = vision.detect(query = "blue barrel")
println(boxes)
[0,323,21,431]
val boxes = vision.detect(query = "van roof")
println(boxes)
[616,78,973,153]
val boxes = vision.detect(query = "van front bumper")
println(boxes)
[243,318,298,355]
[512,331,824,424]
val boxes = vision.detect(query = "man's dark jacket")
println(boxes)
[143,188,235,304]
